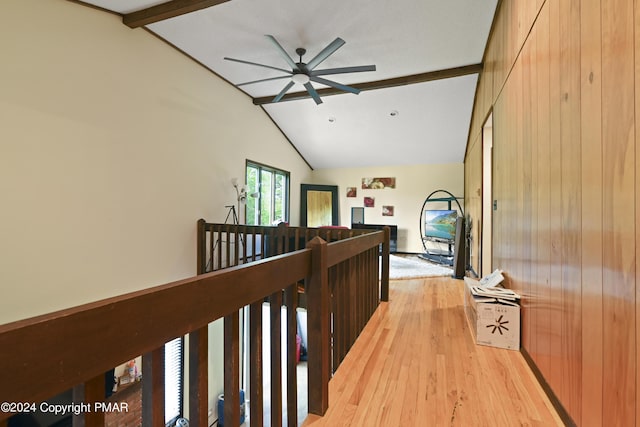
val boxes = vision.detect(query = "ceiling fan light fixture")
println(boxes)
[292,73,310,85]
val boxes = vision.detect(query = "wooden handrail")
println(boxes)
[0,250,311,407]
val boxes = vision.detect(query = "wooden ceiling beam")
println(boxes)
[123,0,230,28]
[252,63,483,105]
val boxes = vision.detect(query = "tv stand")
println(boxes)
[419,190,464,268]
[419,249,454,266]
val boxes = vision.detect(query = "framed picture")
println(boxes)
[382,206,394,216]
[361,177,396,189]
[346,187,357,197]
[364,196,375,207]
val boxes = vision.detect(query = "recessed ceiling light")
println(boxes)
[390,110,399,117]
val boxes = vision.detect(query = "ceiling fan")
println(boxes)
[224,35,376,105]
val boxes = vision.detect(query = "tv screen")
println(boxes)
[424,210,457,241]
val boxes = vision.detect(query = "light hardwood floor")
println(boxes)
[302,277,563,426]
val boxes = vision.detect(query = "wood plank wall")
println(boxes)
[464,0,638,425]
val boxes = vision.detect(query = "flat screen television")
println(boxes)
[424,210,457,242]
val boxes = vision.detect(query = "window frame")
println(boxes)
[245,160,290,226]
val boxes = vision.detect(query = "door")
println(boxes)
[300,184,339,227]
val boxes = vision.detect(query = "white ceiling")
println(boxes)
[81,0,498,169]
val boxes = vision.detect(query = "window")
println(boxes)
[245,161,290,225]
[165,337,184,426]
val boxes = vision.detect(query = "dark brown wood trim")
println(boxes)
[123,0,230,28]
[224,314,241,427]
[142,347,165,427]
[249,301,264,427]
[380,227,390,302]
[71,375,105,427]
[197,218,206,274]
[463,0,503,158]
[189,327,208,426]
[65,0,122,17]
[306,237,330,415]
[520,347,574,427]
[252,63,483,105]
[285,285,298,427]
[269,291,283,427]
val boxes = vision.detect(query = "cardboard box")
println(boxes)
[463,279,520,350]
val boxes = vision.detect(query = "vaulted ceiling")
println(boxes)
[80,0,498,169]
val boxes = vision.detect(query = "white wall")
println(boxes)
[311,163,464,253]
[0,0,311,417]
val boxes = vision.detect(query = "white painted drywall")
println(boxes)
[310,163,464,253]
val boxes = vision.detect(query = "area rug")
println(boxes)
[388,254,453,279]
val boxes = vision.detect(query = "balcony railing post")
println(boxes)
[197,218,206,274]
[306,236,330,415]
[189,327,208,427]
[72,374,105,427]
[381,227,390,302]
[224,313,241,427]
[142,347,165,427]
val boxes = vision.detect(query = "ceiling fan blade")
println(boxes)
[310,76,360,94]
[237,75,292,87]
[265,35,300,71]
[306,37,346,71]
[312,65,376,76]
[303,82,323,105]
[224,57,292,74]
[273,80,296,103]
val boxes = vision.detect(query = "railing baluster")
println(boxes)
[270,290,283,427]
[217,225,223,270]
[189,327,208,427]
[72,374,105,427]
[241,226,248,265]
[249,301,263,427]
[334,264,341,367]
[224,314,241,427]
[285,284,298,427]
[225,225,232,269]
[142,347,165,427]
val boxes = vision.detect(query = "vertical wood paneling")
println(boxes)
[466,0,640,424]
[525,25,539,364]
[547,0,565,403]
[601,0,636,424]
[465,0,640,425]
[580,0,604,425]
[534,3,552,382]
[559,0,582,421]
[636,1,640,424]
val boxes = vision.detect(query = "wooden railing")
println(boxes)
[197,220,391,372]
[0,221,389,427]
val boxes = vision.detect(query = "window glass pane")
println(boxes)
[245,162,289,226]
[245,166,259,225]
[260,170,272,225]
[165,338,183,425]
[274,173,285,224]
